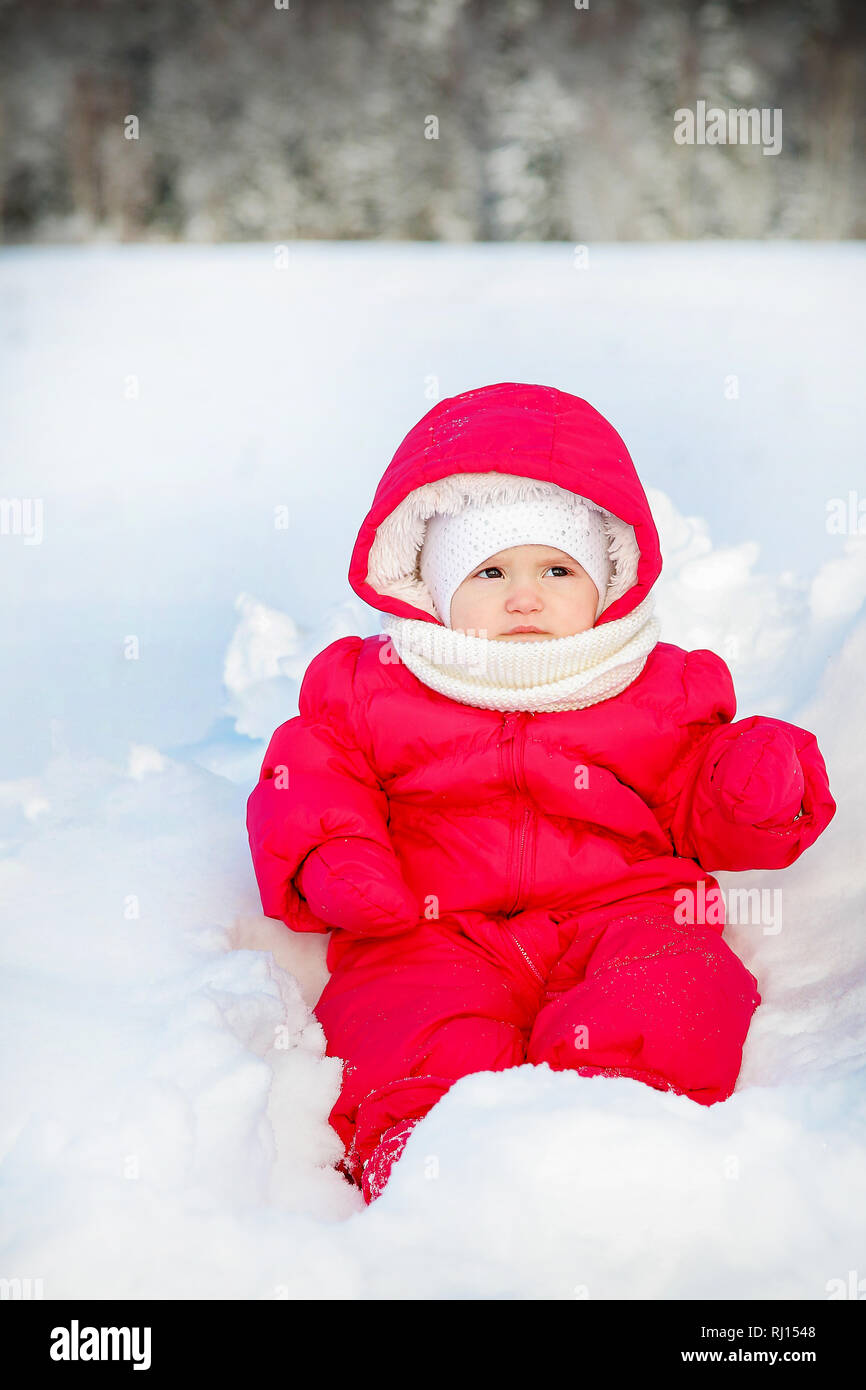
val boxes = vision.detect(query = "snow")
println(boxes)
[1,242,864,1299]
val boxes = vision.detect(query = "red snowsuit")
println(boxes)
[247,383,836,1197]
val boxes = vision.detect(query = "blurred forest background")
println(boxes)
[0,0,863,243]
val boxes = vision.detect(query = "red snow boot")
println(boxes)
[361,1117,420,1204]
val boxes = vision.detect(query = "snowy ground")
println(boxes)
[1,242,864,1299]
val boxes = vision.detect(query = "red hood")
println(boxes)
[348,381,661,628]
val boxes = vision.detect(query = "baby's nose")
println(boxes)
[508,589,543,610]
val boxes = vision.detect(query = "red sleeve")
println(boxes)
[652,649,836,871]
[245,635,392,933]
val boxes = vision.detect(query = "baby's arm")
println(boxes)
[649,649,836,872]
[246,635,419,937]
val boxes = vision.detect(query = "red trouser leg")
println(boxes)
[314,915,537,1190]
[527,909,762,1105]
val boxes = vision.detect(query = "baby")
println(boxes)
[247,381,836,1204]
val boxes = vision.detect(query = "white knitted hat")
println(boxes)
[420,492,612,627]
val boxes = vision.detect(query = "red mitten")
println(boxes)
[296,836,420,936]
[709,726,805,828]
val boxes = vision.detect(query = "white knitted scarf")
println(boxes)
[381,593,660,712]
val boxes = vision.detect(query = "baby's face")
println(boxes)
[449,544,599,639]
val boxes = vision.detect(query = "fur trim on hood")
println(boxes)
[347,382,662,629]
[366,470,639,622]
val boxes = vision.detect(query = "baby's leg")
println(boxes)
[315,914,537,1186]
[527,904,761,1105]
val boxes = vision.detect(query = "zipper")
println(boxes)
[502,712,532,915]
[506,806,532,915]
[500,712,543,982]
[507,918,545,984]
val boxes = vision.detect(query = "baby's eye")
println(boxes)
[475,565,574,579]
